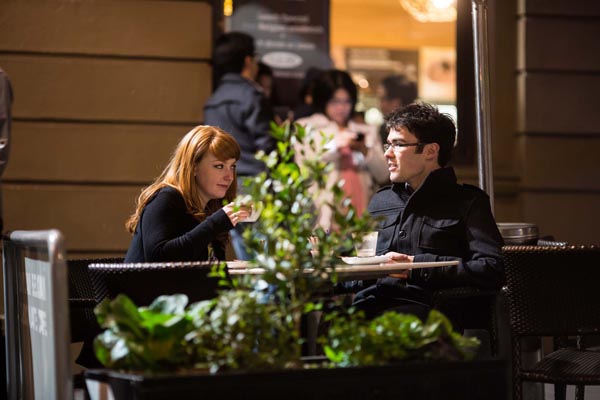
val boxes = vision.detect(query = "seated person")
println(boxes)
[352,102,504,321]
[124,126,251,262]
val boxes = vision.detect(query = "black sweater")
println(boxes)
[124,187,234,262]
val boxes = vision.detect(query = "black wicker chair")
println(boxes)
[67,257,124,343]
[432,285,506,358]
[503,245,600,400]
[87,261,229,307]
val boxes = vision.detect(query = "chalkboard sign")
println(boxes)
[3,230,71,400]
[228,0,331,109]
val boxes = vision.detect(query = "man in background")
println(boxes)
[0,67,13,233]
[204,32,276,260]
[376,74,417,146]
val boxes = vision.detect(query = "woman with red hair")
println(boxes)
[124,126,250,262]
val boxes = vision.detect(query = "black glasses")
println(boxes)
[383,142,426,152]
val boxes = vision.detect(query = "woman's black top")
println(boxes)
[124,186,233,262]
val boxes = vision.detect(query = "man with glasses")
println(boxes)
[352,102,503,321]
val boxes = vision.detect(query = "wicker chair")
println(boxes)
[87,261,228,306]
[432,285,506,358]
[67,257,124,343]
[503,245,600,400]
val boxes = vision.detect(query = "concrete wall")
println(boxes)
[0,0,213,258]
[516,0,600,243]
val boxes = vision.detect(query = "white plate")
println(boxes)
[341,255,391,265]
[226,261,250,269]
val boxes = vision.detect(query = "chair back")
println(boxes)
[2,229,72,400]
[67,257,124,344]
[503,245,600,338]
[87,261,228,307]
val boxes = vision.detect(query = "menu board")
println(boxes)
[23,257,57,399]
[229,0,331,108]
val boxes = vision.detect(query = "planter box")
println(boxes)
[85,359,508,400]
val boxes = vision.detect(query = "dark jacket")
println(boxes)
[204,73,276,177]
[369,167,504,290]
[125,187,233,263]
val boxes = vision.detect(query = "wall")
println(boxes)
[0,0,213,258]
[516,0,600,243]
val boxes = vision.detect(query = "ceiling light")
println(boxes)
[399,0,457,23]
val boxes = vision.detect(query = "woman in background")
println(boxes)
[295,69,388,230]
[124,125,250,262]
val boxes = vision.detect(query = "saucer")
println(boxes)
[341,255,390,265]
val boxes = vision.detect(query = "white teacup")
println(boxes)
[355,231,378,257]
[244,202,262,222]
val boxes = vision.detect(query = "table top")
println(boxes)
[226,260,459,281]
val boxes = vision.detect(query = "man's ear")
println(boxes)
[241,55,255,80]
[426,142,440,160]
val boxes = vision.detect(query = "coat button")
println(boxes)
[398,230,407,239]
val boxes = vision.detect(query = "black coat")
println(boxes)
[204,73,276,177]
[369,167,504,291]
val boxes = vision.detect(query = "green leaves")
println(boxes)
[323,309,480,367]
[94,294,194,371]
[236,122,379,355]
[93,291,298,373]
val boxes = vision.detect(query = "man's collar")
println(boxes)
[392,167,457,195]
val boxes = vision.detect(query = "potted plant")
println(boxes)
[85,123,508,399]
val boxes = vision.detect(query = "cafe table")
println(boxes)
[226,260,460,281]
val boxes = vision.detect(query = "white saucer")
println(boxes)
[226,261,250,269]
[341,255,390,265]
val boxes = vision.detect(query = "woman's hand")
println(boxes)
[337,131,368,155]
[223,203,251,226]
[349,136,368,155]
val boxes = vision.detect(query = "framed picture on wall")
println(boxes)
[344,47,419,123]
[419,46,456,103]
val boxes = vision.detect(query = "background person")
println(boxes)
[256,61,274,101]
[203,32,276,260]
[124,126,250,263]
[295,69,388,231]
[292,67,323,121]
[353,102,504,321]
[376,74,417,146]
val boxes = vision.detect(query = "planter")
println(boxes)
[85,359,508,400]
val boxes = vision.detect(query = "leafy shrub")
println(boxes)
[323,309,480,367]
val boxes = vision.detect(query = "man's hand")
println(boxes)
[385,252,415,263]
[385,252,414,279]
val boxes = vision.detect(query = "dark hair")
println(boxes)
[257,62,273,80]
[298,67,323,101]
[380,74,417,107]
[386,102,456,167]
[213,32,255,81]
[311,69,357,118]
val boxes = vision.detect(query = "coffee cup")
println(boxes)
[244,202,262,222]
[355,231,378,257]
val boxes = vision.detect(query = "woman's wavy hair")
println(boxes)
[126,125,241,234]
